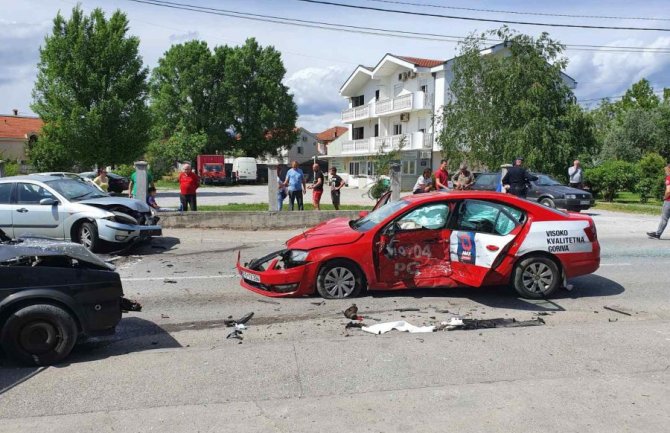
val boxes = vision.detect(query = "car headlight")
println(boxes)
[288,250,309,263]
[565,194,577,199]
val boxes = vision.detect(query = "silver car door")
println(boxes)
[0,183,14,237]
[13,182,65,239]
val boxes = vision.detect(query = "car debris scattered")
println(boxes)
[257,299,281,305]
[226,329,243,340]
[603,305,633,316]
[362,321,435,334]
[395,308,421,312]
[224,312,254,327]
[120,298,143,312]
[163,279,177,284]
[344,304,359,320]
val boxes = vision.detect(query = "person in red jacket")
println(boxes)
[178,163,200,211]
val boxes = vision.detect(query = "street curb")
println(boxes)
[158,210,363,230]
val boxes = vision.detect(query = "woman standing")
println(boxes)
[93,168,109,192]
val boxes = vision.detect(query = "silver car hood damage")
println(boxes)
[79,197,151,213]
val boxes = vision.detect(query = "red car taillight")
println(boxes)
[584,221,597,242]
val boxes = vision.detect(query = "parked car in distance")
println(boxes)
[232,157,257,183]
[0,175,161,252]
[238,190,600,300]
[0,231,141,365]
[196,154,227,185]
[79,171,130,194]
[472,172,594,211]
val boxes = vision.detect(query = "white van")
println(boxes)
[232,157,257,183]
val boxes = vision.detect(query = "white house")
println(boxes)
[330,43,577,189]
[260,127,322,165]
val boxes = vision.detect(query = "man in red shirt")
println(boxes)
[647,164,670,239]
[178,163,200,211]
[435,159,450,191]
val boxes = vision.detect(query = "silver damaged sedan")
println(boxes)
[0,175,162,252]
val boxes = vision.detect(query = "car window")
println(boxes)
[17,183,55,204]
[45,178,107,201]
[0,183,12,204]
[535,175,562,186]
[397,203,449,231]
[351,198,409,232]
[474,174,497,189]
[454,200,524,236]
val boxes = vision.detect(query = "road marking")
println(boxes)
[599,263,632,267]
[122,275,238,282]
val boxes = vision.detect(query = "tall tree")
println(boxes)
[31,6,150,170]
[439,27,597,177]
[226,38,298,157]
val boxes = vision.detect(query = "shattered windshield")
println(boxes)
[351,199,409,232]
[46,178,108,201]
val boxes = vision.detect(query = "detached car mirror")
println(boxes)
[40,198,58,206]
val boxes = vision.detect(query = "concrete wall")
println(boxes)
[159,210,364,230]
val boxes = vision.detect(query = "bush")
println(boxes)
[4,161,20,177]
[635,153,666,203]
[114,164,135,178]
[585,160,637,202]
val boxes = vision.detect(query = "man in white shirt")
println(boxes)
[568,160,583,189]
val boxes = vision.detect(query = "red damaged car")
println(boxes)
[237,191,600,299]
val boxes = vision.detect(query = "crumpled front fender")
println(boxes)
[236,250,319,297]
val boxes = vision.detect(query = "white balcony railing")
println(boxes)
[422,132,433,148]
[374,133,411,152]
[376,94,412,115]
[342,138,373,154]
[341,105,371,123]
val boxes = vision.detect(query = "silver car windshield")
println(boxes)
[45,179,108,201]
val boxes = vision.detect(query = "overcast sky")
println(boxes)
[3,0,670,132]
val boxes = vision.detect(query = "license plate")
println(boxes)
[241,271,261,283]
[580,200,590,205]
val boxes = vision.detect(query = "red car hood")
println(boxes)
[286,217,364,250]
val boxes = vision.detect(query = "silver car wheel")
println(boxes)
[323,267,356,298]
[79,226,93,249]
[521,262,554,294]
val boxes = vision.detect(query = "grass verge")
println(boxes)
[197,203,369,212]
[593,201,661,216]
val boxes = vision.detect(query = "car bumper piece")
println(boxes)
[97,220,162,243]
[236,250,317,297]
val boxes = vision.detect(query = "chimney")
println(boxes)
[12,109,18,116]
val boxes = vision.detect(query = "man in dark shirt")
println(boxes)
[502,157,538,199]
[307,163,325,210]
[329,167,345,210]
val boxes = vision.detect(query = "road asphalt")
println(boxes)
[1,209,669,432]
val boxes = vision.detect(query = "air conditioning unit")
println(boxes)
[420,151,431,159]
[409,71,417,79]
[400,72,409,81]
[400,113,410,122]
[398,73,403,81]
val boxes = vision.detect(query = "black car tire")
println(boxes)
[316,260,365,299]
[77,221,101,252]
[1,304,78,366]
[539,197,556,208]
[512,256,560,299]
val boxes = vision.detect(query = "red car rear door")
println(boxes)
[448,199,525,287]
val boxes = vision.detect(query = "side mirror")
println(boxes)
[40,198,58,206]
[358,210,369,218]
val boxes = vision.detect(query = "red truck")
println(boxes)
[196,154,226,185]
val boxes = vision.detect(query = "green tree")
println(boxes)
[618,79,660,111]
[439,27,597,177]
[226,38,298,157]
[149,41,232,153]
[601,108,662,161]
[585,160,637,202]
[31,6,150,171]
[146,128,207,178]
[635,152,667,202]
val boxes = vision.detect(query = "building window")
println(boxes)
[351,95,364,107]
[374,124,379,137]
[349,161,361,175]
[366,161,375,176]
[352,127,364,140]
[375,89,380,101]
[302,136,307,142]
[297,146,303,154]
[402,160,416,175]
[393,124,402,135]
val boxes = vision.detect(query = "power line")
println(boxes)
[361,0,670,22]
[127,0,670,54]
[297,0,670,32]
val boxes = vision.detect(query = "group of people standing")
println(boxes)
[412,159,475,194]
[277,161,344,211]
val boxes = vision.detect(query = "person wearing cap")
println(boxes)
[452,162,474,190]
[501,157,538,199]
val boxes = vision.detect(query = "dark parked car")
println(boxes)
[0,230,140,365]
[80,171,130,194]
[472,172,594,211]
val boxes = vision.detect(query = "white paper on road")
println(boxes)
[362,321,435,335]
